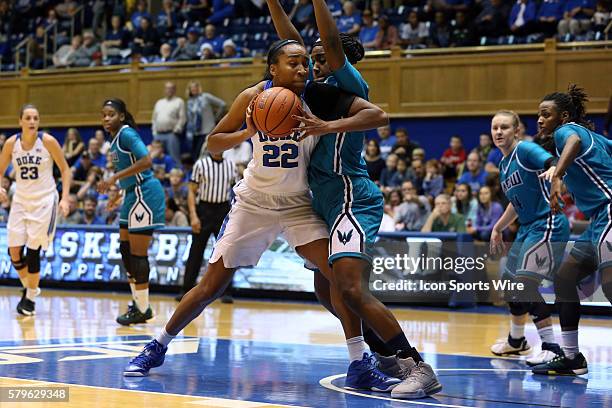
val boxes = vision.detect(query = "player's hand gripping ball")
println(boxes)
[251,87,302,138]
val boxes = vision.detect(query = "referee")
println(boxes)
[177,151,235,302]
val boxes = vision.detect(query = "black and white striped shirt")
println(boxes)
[191,156,235,203]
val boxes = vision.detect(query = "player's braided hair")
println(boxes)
[313,33,365,65]
[541,84,594,130]
[102,98,137,130]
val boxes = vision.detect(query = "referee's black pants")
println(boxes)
[182,201,231,294]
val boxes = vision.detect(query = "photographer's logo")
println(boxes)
[337,229,353,246]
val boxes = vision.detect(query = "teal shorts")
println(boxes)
[311,175,383,264]
[504,213,570,281]
[570,203,612,269]
[120,178,165,232]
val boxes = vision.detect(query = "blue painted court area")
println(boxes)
[0,335,609,408]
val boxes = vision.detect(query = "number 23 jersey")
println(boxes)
[243,81,356,196]
[11,132,56,202]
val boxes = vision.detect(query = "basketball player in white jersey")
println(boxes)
[123,41,399,392]
[0,104,72,316]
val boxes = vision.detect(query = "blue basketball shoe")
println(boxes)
[123,339,167,377]
[345,353,402,392]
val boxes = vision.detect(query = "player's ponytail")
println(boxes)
[541,84,594,130]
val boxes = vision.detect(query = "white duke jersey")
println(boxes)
[11,132,56,201]
[243,102,319,196]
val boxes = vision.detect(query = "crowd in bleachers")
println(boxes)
[1,0,610,71]
[365,124,587,239]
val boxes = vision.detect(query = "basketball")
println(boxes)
[251,87,302,138]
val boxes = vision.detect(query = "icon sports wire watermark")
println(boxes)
[366,239,606,304]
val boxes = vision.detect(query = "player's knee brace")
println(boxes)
[131,255,150,285]
[25,247,41,274]
[119,241,132,280]
[9,247,27,271]
[508,301,528,316]
[602,281,612,304]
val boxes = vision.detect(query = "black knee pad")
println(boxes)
[529,301,551,324]
[554,274,580,302]
[9,247,27,271]
[26,247,41,274]
[508,301,528,316]
[602,281,612,304]
[131,255,150,285]
[119,241,132,279]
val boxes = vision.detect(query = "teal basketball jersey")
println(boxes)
[109,125,153,190]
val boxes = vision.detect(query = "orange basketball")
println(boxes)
[252,87,302,138]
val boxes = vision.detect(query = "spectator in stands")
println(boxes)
[53,34,81,68]
[76,166,102,201]
[359,9,379,50]
[27,25,46,69]
[408,158,426,194]
[372,15,400,50]
[157,0,179,39]
[509,0,537,36]
[101,15,131,63]
[150,139,177,174]
[394,180,431,231]
[400,10,428,49]
[380,153,399,191]
[73,30,100,67]
[450,11,475,47]
[475,0,508,38]
[208,0,235,24]
[370,0,383,20]
[537,0,565,37]
[412,147,426,163]
[337,1,362,35]
[223,139,253,166]
[152,81,186,163]
[485,171,508,207]
[390,157,411,187]
[151,43,174,63]
[85,137,106,168]
[475,133,493,163]
[377,125,396,158]
[558,0,596,36]
[421,194,466,233]
[57,194,83,225]
[167,168,189,215]
[428,11,452,48]
[62,127,85,167]
[451,182,478,225]
[365,139,386,183]
[391,127,418,161]
[200,43,217,59]
[440,135,466,179]
[71,151,94,190]
[221,39,242,58]
[592,0,611,32]
[100,183,121,225]
[55,0,77,20]
[94,129,110,155]
[469,185,503,240]
[379,201,396,232]
[182,0,210,25]
[185,80,226,159]
[166,196,189,227]
[131,0,152,30]
[133,15,160,57]
[81,196,103,225]
[171,37,193,61]
[289,0,314,30]
[457,151,488,193]
[201,24,225,55]
[485,143,503,172]
[423,159,444,199]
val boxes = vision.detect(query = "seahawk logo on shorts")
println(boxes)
[337,229,353,245]
[501,171,523,194]
[535,253,547,269]
[135,212,145,222]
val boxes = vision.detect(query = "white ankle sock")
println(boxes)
[26,288,38,301]
[561,330,579,359]
[346,336,368,363]
[156,328,175,347]
[510,321,525,340]
[134,289,149,313]
[19,276,27,288]
[537,325,555,344]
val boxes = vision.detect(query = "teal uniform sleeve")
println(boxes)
[518,142,553,171]
[554,124,592,156]
[331,56,369,100]
[120,128,149,160]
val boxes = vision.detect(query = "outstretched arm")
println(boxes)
[312,0,345,71]
[266,0,304,45]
